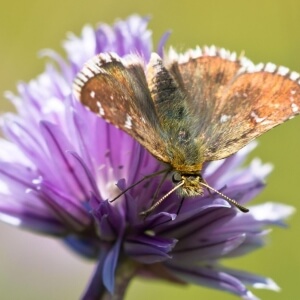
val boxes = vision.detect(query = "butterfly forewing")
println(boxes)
[207,70,300,160]
[73,53,169,163]
[166,47,300,161]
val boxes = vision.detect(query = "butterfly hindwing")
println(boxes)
[146,53,203,168]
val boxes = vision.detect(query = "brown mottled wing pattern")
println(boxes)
[166,46,300,161]
[73,53,169,163]
[146,53,204,168]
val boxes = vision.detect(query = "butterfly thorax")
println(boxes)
[168,140,205,197]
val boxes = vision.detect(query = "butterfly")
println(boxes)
[73,46,300,214]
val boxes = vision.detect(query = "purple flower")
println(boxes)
[0,15,294,300]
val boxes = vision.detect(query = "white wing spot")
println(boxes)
[291,89,297,95]
[290,71,300,81]
[206,45,217,56]
[291,103,299,113]
[178,52,189,64]
[96,101,105,116]
[191,46,202,58]
[168,47,179,62]
[264,62,277,73]
[73,78,84,88]
[110,95,114,100]
[77,72,88,82]
[220,114,231,123]
[83,67,95,78]
[251,111,266,123]
[239,57,255,74]
[277,66,289,76]
[125,114,133,129]
[253,63,264,72]
[261,119,272,125]
[273,103,280,108]
[229,51,237,61]
[98,53,113,63]
[90,91,95,98]
[219,48,228,59]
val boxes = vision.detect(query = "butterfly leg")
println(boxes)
[109,168,169,203]
[150,170,170,206]
[175,196,186,216]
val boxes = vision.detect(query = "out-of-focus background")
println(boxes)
[1,1,300,299]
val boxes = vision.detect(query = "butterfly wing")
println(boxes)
[166,46,300,161]
[73,53,169,163]
[146,53,204,169]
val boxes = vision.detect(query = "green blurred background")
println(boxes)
[1,0,300,299]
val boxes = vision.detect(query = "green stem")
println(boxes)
[100,260,139,300]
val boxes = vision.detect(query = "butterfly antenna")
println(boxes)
[110,169,168,203]
[200,181,249,213]
[140,181,185,216]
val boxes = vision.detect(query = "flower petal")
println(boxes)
[219,267,280,291]
[64,235,100,259]
[172,234,246,261]
[40,121,90,199]
[166,264,259,300]
[81,247,108,300]
[125,234,177,263]
[103,235,123,293]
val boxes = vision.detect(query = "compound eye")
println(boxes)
[172,172,182,183]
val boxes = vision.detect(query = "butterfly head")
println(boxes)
[171,171,205,197]
[171,170,249,213]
